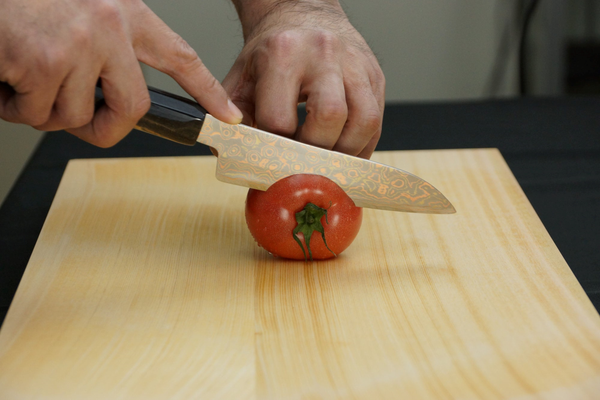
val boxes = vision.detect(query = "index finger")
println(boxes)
[131,4,242,125]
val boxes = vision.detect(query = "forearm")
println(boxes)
[230,0,346,40]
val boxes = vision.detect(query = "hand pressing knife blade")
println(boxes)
[95,86,455,214]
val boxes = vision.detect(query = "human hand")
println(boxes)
[225,1,385,159]
[0,0,242,147]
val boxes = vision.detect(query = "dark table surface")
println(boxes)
[1,98,599,326]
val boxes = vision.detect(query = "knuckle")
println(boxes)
[265,31,300,56]
[314,101,347,125]
[22,112,50,127]
[313,30,341,58]
[202,73,220,94]
[194,64,220,93]
[35,106,93,131]
[261,116,296,137]
[360,110,382,133]
[94,0,123,26]
[65,110,94,129]
[314,30,340,48]
[366,61,386,96]
[90,125,128,148]
[365,127,382,151]
[93,133,122,148]
[252,47,272,72]
[376,68,386,85]
[35,46,68,75]
[69,23,93,48]
[254,31,302,72]
[131,91,151,120]
[5,42,67,82]
[371,128,382,142]
[14,100,51,126]
[373,69,386,92]
[164,36,200,76]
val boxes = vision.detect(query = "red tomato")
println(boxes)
[245,174,363,260]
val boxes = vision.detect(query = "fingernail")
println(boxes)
[228,99,243,123]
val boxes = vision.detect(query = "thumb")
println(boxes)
[130,4,242,124]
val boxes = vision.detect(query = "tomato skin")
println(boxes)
[245,174,363,260]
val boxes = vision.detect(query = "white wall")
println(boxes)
[343,0,518,100]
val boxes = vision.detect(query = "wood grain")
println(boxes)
[0,149,599,399]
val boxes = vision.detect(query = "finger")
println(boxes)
[68,50,149,148]
[222,62,256,126]
[295,72,347,150]
[332,77,382,157]
[357,70,385,160]
[34,66,98,132]
[357,63,386,159]
[369,59,386,115]
[0,74,62,127]
[252,63,300,137]
[356,126,381,159]
[131,4,242,124]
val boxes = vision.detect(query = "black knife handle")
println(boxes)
[94,86,206,146]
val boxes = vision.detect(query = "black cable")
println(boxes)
[485,9,513,97]
[519,0,541,95]
[585,0,596,40]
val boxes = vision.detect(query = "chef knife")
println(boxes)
[95,86,455,214]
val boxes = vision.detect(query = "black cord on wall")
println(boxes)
[584,0,596,39]
[519,0,541,95]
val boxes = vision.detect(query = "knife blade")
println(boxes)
[95,86,455,214]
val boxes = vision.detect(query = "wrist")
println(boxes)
[231,0,346,41]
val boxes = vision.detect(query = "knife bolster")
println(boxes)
[134,106,204,146]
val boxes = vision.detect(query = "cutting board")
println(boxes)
[1,149,599,399]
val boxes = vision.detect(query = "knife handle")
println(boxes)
[94,86,206,146]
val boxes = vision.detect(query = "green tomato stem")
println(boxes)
[293,202,336,261]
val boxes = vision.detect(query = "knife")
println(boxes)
[94,86,455,214]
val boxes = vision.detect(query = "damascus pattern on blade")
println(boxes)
[198,115,455,214]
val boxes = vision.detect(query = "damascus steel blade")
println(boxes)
[197,115,455,214]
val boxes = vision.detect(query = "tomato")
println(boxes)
[245,174,363,260]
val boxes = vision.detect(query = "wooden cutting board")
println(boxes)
[0,149,599,399]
